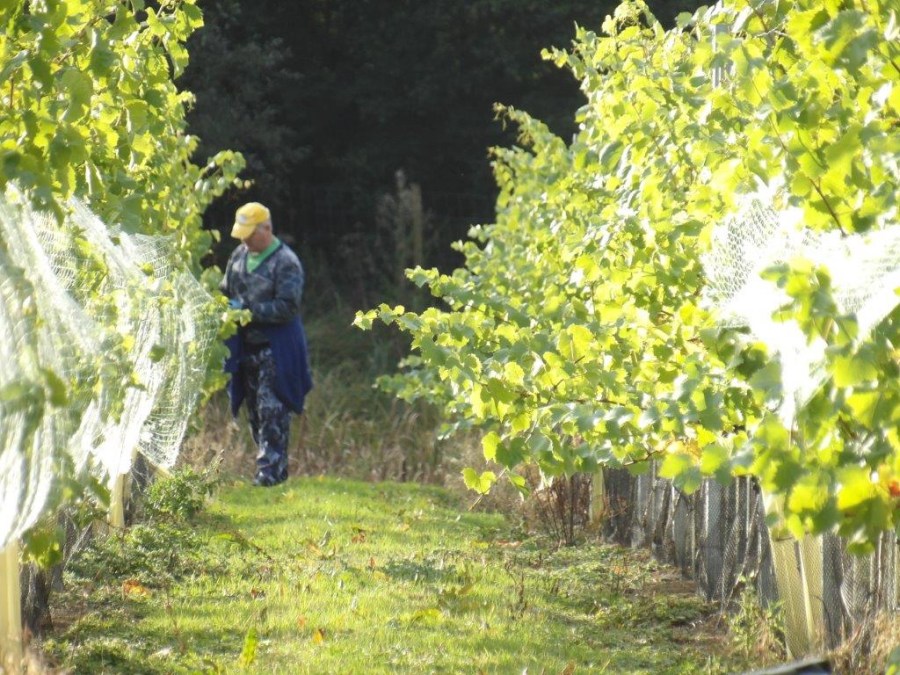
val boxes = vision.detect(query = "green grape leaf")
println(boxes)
[481,431,501,461]
[60,68,93,122]
[462,468,497,495]
[659,451,703,494]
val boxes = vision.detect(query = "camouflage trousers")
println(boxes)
[241,346,291,485]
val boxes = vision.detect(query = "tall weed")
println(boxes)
[725,578,785,665]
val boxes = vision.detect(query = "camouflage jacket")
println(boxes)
[220,241,304,344]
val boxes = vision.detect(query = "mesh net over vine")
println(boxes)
[698,195,900,654]
[0,188,220,549]
[702,193,900,423]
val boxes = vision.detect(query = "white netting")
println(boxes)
[701,195,900,653]
[0,188,220,549]
[702,193,900,422]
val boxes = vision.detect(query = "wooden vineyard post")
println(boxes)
[108,448,139,530]
[763,488,826,658]
[108,471,127,529]
[797,535,825,651]
[0,541,22,673]
[589,468,606,526]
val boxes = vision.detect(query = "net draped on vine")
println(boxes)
[702,191,900,423]
[0,189,220,550]
[697,194,900,654]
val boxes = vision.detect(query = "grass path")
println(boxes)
[43,476,752,673]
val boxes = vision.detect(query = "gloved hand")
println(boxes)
[228,297,244,310]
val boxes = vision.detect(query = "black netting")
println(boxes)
[596,466,898,657]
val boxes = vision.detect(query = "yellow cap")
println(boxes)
[231,202,271,239]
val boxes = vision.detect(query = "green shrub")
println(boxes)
[144,467,216,521]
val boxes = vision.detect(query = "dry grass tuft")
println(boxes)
[831,611,900,675]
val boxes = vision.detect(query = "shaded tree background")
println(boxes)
[182,0,702,310]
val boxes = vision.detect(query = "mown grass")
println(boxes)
[40,475,756,674]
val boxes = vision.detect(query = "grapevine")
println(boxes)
[357,0,900,551]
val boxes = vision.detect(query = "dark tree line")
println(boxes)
[182,0,701,306]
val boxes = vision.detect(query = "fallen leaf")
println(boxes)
[312,628,326,644]
[122,579,150,598]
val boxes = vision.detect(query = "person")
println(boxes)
[221,201,313,486]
